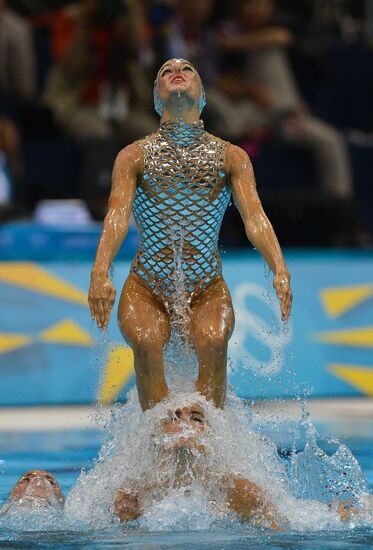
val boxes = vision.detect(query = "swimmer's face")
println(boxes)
[162,404,206,452]
[8,470,64,505]
[155,59,203,108]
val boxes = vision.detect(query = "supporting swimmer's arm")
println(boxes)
[114,488,141,522]
[223,476,282,530]
[226,144,292,321]
[89,143,143,329]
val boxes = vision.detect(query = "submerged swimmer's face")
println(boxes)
[8,470,64,505]
[154,59,205,115]
[161,404,206,452]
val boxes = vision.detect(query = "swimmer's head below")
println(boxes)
[161,403,206,453]
[153,58,206,117]
[7,470,64,506]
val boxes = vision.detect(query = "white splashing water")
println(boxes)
[0,388,371,533]
[1,253,371,533]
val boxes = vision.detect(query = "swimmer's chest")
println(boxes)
[137,135,230,203]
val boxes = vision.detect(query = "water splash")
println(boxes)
[1,388,371,533]
[1,256,371,534]
[163,225,198,390]
[288,403,369,506]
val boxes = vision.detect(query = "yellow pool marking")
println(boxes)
[39,319,93,346]
[0,333,32,354]
[329,363,373,397]
[98,346,134,404]
[320,283,373,318]
[0,262,88,306]
[0,319,93,355]
[314,326,373,348]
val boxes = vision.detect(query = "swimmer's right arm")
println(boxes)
[89,143,143,329]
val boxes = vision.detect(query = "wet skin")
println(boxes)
[88,58,292,411]
[2,459,281,527]
[0,470,64,516]
[114,406,373,529]
[5,455,371,528]
[114,404,281,528]
[161,403,207,452]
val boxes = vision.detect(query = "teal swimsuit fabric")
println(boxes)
[131,120,231,305]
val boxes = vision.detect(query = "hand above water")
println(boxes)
[273,271,292,321]
[88,271,116,329]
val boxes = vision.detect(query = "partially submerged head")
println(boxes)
[161,403,206,452]
[153,58,206,119]
[7,470,64,507]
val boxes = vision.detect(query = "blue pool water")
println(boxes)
[0,416,372,549]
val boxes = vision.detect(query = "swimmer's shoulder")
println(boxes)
[204,130,230,152]
[115,130,160,163]
[115,130,158,172]
[133,130,161,152]
[115,130,164,178]
[225,142,253,179]
[114,141,145,178]
[204,131,249,163]
[204,132,250,180]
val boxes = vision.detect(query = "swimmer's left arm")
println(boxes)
[222,476,282,530]
[114,488,141,522]
[226,144,292,321]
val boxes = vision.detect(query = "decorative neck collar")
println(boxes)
[159,119,205,148]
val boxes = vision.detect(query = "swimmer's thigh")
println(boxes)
[190,276,235,346]
[118,273,171,347]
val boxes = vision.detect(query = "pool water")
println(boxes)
[0,415,372,549]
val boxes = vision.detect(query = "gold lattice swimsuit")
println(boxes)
[131,120,231,309]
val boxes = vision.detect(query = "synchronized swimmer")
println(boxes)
[88,57,292,410]
[10,59,367,530]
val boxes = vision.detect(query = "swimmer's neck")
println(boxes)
[161,92,200,124]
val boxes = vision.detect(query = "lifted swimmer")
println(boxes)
[89,58,292,411]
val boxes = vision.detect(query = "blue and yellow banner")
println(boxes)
[0,251,372,406]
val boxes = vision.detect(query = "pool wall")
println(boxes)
[0,250,372,406]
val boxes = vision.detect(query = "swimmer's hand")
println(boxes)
[114,489,141,522]
[273,271,292,321]
[223,476,283,531]
[88,271,116,329]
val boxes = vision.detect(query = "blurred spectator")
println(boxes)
[0,0,36,104]
[155,0,219,86]
[0,116,23,209]
[209,0,353,199]
[43,0,156,142]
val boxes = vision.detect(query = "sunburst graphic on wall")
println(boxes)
[0,262,88,305]
[0,261,135,403]
[313,283,373,396]
[0,319,93,351]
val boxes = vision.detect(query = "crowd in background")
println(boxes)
[1,0,373,247]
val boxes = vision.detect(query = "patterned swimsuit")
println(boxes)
[131,120,231,311]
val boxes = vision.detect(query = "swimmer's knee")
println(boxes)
[196,325,231,350]
[121,323,166,351]
[117,315,132,347]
